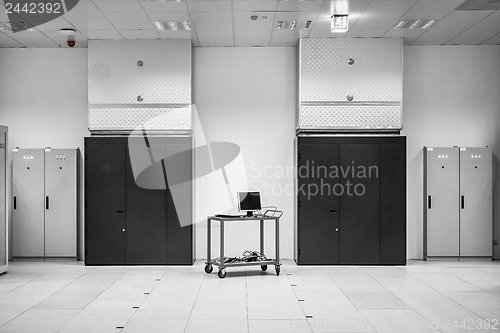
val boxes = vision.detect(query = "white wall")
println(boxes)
[193,47,297,259]
[402,45,500,259]
[1,45,499,262]
[0,48,89,260]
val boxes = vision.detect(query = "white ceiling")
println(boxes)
[0,0,499,48]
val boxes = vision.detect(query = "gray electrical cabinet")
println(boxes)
[0,126,7,274]
[12,148,78,258]
[424,147,492,259]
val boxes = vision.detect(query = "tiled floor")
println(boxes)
[1,260,500,333]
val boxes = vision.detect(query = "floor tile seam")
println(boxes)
[321,266,379,333]
[182,271,206,333]
[287,265,315,332]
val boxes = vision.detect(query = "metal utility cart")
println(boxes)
[205,212,282,278]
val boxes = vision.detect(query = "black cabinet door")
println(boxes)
[126,143,168,265]
[380,143,406,264]
[298,143,340,264]
[85,142,127,265]
[164,143,193,264]
[339,144,380,264]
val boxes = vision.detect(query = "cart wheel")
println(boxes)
[218,269,227,279]
[275,265,280,276]
[204,264,213,274]
[261,265,268,271]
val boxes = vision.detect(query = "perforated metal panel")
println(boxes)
[89,40,191,105]
[300,105,401,129]
[89,107,192,131]
[88,40,192,132]
[298,38,403,131]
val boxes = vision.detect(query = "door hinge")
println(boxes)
[298,249,301,256]
[85,153,87,160]
[494,240,498,246]
[298,153,301,160]
[85,249,87,256]
[298,200,301,208]
[85,201,87,208]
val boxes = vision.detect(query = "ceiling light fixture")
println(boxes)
[276,21,283,29]
[304,20,312,29]
[290,21,297,29]
[331,14,348,33]
[59,28,75,35]
[154,21,191,31]
[394,19,436,29]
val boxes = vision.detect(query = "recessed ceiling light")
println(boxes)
[154,21,191,31]
[0,22,35,32]
[275,20,313,30]
[394,19,436,29]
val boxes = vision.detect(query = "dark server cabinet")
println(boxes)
[295,136,406,265]
[85,137,194,265]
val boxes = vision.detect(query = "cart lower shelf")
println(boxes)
[204,259,281,278]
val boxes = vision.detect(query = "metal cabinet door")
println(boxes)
[459,147,492,257]
[339,144,380,265]
[85,141,126,265]
[424,147,460,257]
[0,128,6,269]
[12,149,45,257]
[44,149,77,257]
[297,143,340,265]
[164,141,193,265]
[126,141,167,265]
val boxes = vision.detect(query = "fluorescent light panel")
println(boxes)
[275,20,313,30]
[395,19,436,29]
[154,21,191,31]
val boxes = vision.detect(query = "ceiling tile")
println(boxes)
[63,11,109,22]
[193,20,233,30]
[104,12,150,22]
[71,1,101,13]
[140,1,188,13]
[277,0,323,12]
[187,0,231,12]
[94,1,144,13]
[157,30,193,39]
[361,11,410,20]
[146,12,190,22]
[119,29,160,39]
[274,12,318,21]
[190,12,232,21]
[422,26,467,36]
[445,10,495,20]
[474,16,500,28]
[233,0,278,11]
[34,19,74,31]
[402,11,449,20]
[347,27,388,37]
[43,31,87,40]
[322,0,370,14]
[79,29,122,39]
[112,21,156,30]
[196,29,233,39]
[235,29,271,39]
[71,21,116,30]
[234,18,274,30]
[365,0,417,12]
[353,19,399,29]
[411,0,465,11]
[482,33,500,44]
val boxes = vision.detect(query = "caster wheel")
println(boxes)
[275,265,280,276]
[218,269,227,279]
[204,264,213,274]
[261,265,268,271]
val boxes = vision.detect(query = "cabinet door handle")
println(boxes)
[428,195,432,209]
[116,210,124,213]
[14,196,16,210]
[461,196,465,209]
[329,210,337,214]
[46,196,49,210]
